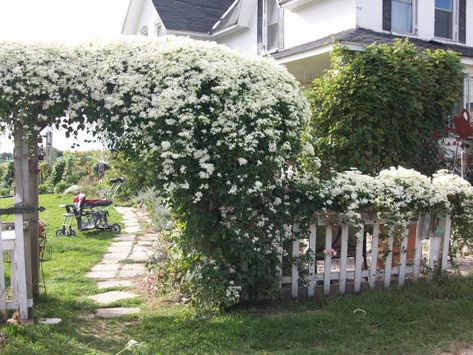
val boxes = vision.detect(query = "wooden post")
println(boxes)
[28,134,40,297]
[13,126,34,316]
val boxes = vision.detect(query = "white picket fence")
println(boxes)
[283,214,452,298]
[0,214,31,319]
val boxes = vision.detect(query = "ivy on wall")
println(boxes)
[306,39,463,177]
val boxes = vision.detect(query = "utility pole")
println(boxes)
[46,129,53,167]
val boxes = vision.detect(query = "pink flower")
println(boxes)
[323,248,337,258]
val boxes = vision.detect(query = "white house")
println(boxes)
[122,0,473,110]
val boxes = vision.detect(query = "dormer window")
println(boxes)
[139,25,149,37]
[383,0,415,34]
[265,0,280,51]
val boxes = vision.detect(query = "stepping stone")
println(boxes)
[109,241,133,247]
[100,258,122,264]
[86,271,116,279]
[118,269,145,278]
[107,246,132,254]
[137,236,157,242]
[122,263,146,271]
[102,253,129,261]
[95,307,140,319]
[129,252,149,262]
[113,235,136,241]
[88,291,139,305]
[97,279,135,289]
[125,227,140,233]
[91,264,120,272]
[133,246,152,253]
[137,241,152,246]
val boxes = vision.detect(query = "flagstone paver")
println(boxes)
[87,207,159,318]
[89,291,139,306]
[95,307,141,319]
[97,279,135,289]
[91,264,120,272]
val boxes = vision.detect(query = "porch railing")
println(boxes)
[0,207,34,319]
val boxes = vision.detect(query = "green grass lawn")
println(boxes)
[1,195,473,354]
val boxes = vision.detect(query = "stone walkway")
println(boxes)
[86,207,154,318]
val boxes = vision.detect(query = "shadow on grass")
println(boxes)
[123,276,473,354]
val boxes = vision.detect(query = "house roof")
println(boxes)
[151,0,235,34]
[213,0,242,33]
[273,28,473,60]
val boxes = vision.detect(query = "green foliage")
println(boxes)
[50,158,66,186]
[105,152,155,200]
[54,181,69,194]
[306,39,463,177]
[38,183,54,194]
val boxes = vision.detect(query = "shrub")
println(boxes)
[54,181,69,194]
[38,183,54,194]
[306,39,463,177]
[84,38,310,312]
[50,159,66,186]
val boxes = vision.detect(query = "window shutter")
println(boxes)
[257,0,263,54]
[383,0,392,31]
[278,8,285,50]
[459,0,466,44]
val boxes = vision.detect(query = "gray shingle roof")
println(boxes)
[151,0,235,34]
[273,28,473,59]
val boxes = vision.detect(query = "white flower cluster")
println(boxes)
[316,167,473,225]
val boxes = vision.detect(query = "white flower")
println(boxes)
[237,158,248,166]
[161,141,171,150]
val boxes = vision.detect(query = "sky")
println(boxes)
[0,0,130,152]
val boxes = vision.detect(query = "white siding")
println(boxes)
[357,0,473,47]
[356,0,382,32]
[136,0,160,37]
[283,0,357,49]
[217,10,258,55]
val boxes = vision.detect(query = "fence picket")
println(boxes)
[339,225,348,294]
[324,226,332,296]
[308,223,317,298]
[398,227,409,287]
[369,223,380,289]
[0,225,5,312]
[413,216,424,280]
[384,228,394,289]
[354,225,364,293]
[427,218,442,283]
[441,215,452,272]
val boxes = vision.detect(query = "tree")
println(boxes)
[306,39,463,177]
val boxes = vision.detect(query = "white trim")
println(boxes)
[276,44,333,64]
[212,0,240,31]
[280,0,320,11]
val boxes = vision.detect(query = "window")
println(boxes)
[155,23,163,37]
[435,0,454,39]
[382,0,415,34]
[391,0,413,33]
[266,0,279,51]
[139,25,149,37]
[463,73,473,113]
